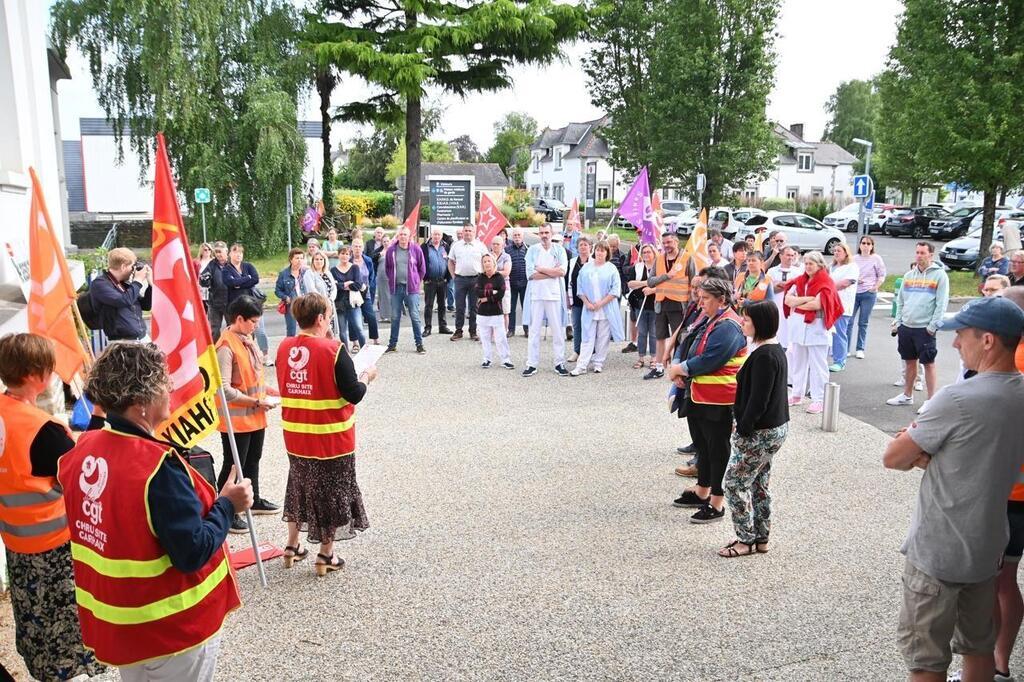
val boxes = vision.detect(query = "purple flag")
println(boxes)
[617,167,650,229]
[300,206,320,233]
[639,195,659,245]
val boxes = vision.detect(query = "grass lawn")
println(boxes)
[881,270,978,297]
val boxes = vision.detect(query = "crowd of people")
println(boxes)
[9,214,1024,681]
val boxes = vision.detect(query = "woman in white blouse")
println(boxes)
[827,242,858,372]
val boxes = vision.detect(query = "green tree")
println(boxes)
[485,112,538,187]
[450,134,482,163]
[386,139,455,183]
[304,0,584,233]
[52,0,307,254]
[335,104,443,191]
[315,66,338,214]
[823,80,880,153]
[586,0,780,207]
[883,0,1024,255]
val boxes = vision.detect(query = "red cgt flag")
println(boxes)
[150,133,222,447]
[403,200,421,232]
[27,167,90,382]
[476,193,510,245]
[565,198,581,234]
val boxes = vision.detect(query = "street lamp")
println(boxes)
[851,138,873,237]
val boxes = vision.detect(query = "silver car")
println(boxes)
[736,212,846,254]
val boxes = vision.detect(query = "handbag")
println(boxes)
[349,289,364,308]
[251,287,267,301]
[277,299,288,315]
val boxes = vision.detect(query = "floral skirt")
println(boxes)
[7,543,106,680]
[283,454,369,544]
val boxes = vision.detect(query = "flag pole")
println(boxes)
[215,386,269,588]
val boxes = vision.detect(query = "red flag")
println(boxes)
[403,200,421,231]
[27,167,90,382]
[565,198,581,233]
[476,193,510,245]
[150,133,222,446]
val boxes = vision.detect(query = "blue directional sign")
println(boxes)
[194,187,211,204]
[865,190,875,211]
[852,175,871,199]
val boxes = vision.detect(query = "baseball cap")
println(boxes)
[937,296,1024,337]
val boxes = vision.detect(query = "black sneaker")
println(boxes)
[501,361,515,370]
[422,328,432,337]
[228,515,249,534]
[522,366,538,378]
[506,329,514,338]
[384,345,398,353]
[690,504,726,524]
[416,345,426,354]
[554,364,570,377]
[676,443,697,455]
[643,367,665,380]
[672,490,709,508]
[439,327,453,335]
[250,498,280,515]
[621,342,638,353]
[481,360,492,369]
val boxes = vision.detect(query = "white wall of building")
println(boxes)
[753,162,854,206]
[525,152,627,205]
[0,0,69,293]
[80,135,152,213]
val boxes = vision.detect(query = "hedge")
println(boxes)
[334,189,394,218]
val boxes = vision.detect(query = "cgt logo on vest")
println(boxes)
[79,455,109,525]
[288,346,310,384]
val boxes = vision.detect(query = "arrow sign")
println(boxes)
[865,190,875,211]
[852,175,870,199]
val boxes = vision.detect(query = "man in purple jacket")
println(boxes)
[384,226,427,354]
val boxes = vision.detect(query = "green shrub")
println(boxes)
[801,200,831,221]
[595,199,617,209]
[762,198,795,211]
[504,187,531,212]
[499,203,517,221]
[334,189,393,218]
[419,203,431,220]
[381,215,399,229]
[336,193,371,219]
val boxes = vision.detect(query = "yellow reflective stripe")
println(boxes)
[71,542,172,578]
[281,416,354,435]
[692,375,738,385]
[75,559,230,625]
[724,356,747,367]
[280,397,349,410]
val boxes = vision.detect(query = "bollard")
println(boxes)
[822,382,841,432]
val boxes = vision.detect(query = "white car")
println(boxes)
[824,203,893,233]
[737,212,846,254]
[708,207,766,239]
[664,209,698,235]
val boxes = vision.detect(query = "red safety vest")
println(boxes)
[215,331,267,434]
[0,394,70,554]
[689,309,747,405]
[276,334,356,459]
[57,428,241,667]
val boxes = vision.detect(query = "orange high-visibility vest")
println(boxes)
[276,334,356,459]
[215,331,267,434]
[655,252,689,304]
[690,309,747,405]
[0,393,70,554]
[1011,342,1024,502]
[57,429,240,666]
[735,272,772,308]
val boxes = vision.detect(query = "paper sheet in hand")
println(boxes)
[352,345,386,374]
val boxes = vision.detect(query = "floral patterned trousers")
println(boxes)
[723,423,789,545]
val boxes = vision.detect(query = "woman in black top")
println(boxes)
[476,253,513,369]
[719,299,790,558]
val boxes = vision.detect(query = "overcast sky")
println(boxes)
[56,0,904,152]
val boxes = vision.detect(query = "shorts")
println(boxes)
[897,559,997,673]
[1006,504,1024,560]
[655,308,684,340]
[897,325,938,364]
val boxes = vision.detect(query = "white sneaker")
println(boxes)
[567,352,579,362]
[917,399,930,415]
[855,350,865,359]
[886,393,914,406]
[914,379,924,392]
[893,377,904,386]
[569,367,585,377]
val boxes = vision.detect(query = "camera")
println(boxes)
[133,263,146,271]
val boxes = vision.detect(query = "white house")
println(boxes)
[525,116,628,205]
[747,124,857,206]
[64,118,327,216]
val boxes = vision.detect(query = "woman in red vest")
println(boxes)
[0,334,105,680]
[58,342,252,678]
[277,293,378,576]
[667,277,748,524]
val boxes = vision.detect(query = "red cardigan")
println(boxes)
[782,268,843,330]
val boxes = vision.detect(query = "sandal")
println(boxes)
[314,553,345,577]
[282,544,308,569]
[717,540,756,558]
[632,358,646,369]
[754,538,770,554]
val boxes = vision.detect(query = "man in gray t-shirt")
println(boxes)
[884,296,1024,680]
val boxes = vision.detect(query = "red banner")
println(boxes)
[476,193,510,245]
[150,133,222,446]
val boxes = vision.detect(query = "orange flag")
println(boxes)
[564,198,582,234]
[150,134,222,446]
[681,208,710,273]
[27,167,90,383]
[403,200,421,231]
[476,193,510,244]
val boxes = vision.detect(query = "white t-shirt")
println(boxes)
[830,263,859,315]
[449,239,487,276]
[767,263,804,347]
[532,246,562,301]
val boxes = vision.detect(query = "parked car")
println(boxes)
[531,197,566,222]
[661,200,690,217]
[931,206,1020,240]
[870,205,898,233]
[823,204,865,233]
[928,207,983,240]
[664,209,698,236]
[885,206,949,238]
[938,226,1017,271]
[738,212,846,254]
[708,207,766,240]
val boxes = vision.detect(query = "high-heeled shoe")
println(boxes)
[282,544,308,568]
[314,553,344,577]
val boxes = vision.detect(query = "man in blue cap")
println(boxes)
[884,295,1024,682]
